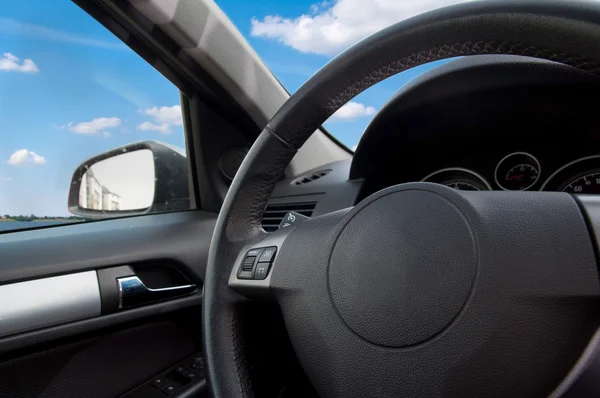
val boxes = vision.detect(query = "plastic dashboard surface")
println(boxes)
[268,158,361,215]
[266,55,600,212]
[347,55,600,201]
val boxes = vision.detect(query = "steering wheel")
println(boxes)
[202,1,600,397]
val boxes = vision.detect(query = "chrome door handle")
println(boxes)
[117,276,196,309]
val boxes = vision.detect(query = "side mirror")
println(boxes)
[68,140,189,219]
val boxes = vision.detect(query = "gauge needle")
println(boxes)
[509,174,525,180]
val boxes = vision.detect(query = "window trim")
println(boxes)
[1,1,205,235]
[180,93,200,209]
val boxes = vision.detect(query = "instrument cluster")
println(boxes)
[422,153,600,194]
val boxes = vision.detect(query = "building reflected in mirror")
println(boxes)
[79,169,122,211]
[76,149,155,212]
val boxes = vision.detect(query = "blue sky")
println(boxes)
[0,0,452,216]
[0,0,184,216]
[217,0,452,147]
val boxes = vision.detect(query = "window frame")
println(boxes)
[71,0,269,213]
[0,0,220,235]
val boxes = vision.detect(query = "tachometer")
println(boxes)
[495,152,541,191]
[422,168,491,191]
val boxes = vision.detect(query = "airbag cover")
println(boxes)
[328,187,477,347]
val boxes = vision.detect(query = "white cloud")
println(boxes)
[0,52,39,73]
[137,105,182,134]
[0,177,12,182]
[141,105,183,126]
[65,117,121,136]
[138,121,172,134]
[0,18,126,50]
[328,101,376,122]
[6,149,46,165]
[251,0,473,55]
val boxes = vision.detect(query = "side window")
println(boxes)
[0,1,190,233]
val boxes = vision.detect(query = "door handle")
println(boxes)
[117,276,196,309]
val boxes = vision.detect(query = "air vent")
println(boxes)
[261,202,317,232]
[293,169,332,185]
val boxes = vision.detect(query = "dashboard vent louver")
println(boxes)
[261,202,317,232]
[293,169,332,185]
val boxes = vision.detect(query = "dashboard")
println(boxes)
[351,55,600,201]
[264,55,600,223]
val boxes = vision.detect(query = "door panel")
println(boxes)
[0,321,196,398]
[0,211,216,397]
[0,294,202,357]
[0,211,216,285]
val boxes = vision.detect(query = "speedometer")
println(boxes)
[560,171,600,194]
[541,155,600,193]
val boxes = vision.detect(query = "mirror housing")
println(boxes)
[68,140,189,219]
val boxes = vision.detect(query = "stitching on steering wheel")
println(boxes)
[327,41,598,114]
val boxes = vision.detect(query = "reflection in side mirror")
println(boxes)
[68,140,189,219]
[78,150,155,212]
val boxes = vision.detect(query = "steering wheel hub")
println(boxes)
[329,185,477,347]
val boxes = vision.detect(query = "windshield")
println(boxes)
[217,0,469,150]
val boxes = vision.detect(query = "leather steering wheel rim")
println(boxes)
[203,1,600,397]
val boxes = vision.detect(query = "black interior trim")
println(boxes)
[351,55,600,180]
[0,211,217,286]
[0,321,197,398]
[181,94,202,209]
[188,98,254,213]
